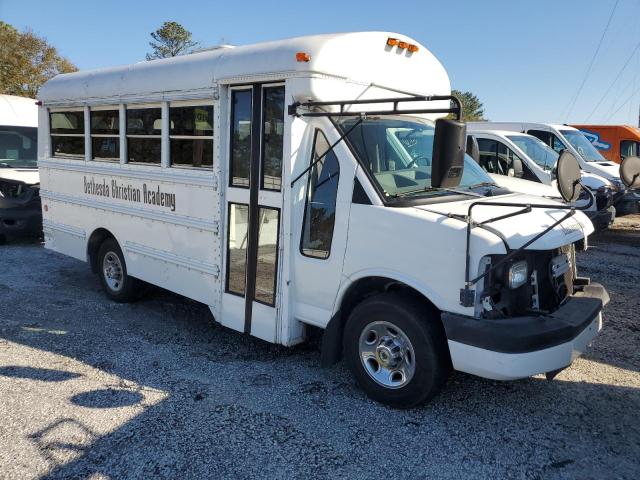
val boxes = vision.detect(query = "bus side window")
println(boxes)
[300,130,340,259]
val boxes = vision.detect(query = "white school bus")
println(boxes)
[38,32,613,408]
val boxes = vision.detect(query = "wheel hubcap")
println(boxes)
[359,321,415,389]
[102,251,124,292]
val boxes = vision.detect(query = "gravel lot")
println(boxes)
[0,216,639,479]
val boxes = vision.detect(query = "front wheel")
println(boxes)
[343,293,451,408]
[97,238,140,303]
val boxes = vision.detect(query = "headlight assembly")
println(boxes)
[508,260,528,289]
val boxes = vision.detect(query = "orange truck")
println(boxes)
[572,124,640,164]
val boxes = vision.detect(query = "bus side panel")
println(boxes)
[39,161,222,310]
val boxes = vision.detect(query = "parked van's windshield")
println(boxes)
[507,135,558,170]
[560,129,605,162]
[0,126,37,168]
[336,116,495,199]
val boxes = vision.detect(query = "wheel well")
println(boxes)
[320,276,441,367]
[87,228,115,273]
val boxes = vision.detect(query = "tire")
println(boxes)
[343,292,451,408]
[97,237,139,303]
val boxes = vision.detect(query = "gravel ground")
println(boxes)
[0,216,639,480]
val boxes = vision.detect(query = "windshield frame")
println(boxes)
[330,115,499,207]
[0,125,38,169]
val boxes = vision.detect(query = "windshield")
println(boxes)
[506,135,558,170]
[0,126,37,168]
[335,116,495,200]
[560,129,605,162]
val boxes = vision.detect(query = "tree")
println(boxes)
[146,22,199,60]
[451,89,486,121]
[0,22,77,98]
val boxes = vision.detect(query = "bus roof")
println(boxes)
[0,95,38,127]
[39,32,450,107]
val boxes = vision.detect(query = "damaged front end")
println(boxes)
[0,177,42,243]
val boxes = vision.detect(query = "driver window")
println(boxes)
[300,130,340,259]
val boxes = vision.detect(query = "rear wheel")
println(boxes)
[97,238,139,302]
[343,292,450,408]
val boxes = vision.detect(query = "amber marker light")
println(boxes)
[296,52,311,62]
[386,37,399,47]
[398,41,409,49]
[407,44,419,53]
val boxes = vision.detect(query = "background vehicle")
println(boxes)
[0,94,41,244]
[572,124,640,164]
[38,32,608,408]
[466,129,615,230]
[468,122,640,216]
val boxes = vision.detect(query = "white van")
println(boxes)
[468,122,640,216]
[38,32,611,407]
[0,95,41,242]
[466,129,615,230]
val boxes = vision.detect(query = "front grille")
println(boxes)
[480,245,575,318]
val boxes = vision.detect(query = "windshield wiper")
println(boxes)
[393,186,482,199]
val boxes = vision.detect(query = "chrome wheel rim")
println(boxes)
[358,321,416,389]
[102,251,124,292]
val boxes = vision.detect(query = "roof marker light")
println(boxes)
[386,37,399,47]
[296,52,311,62]
[398,41,409,49]
[407,44,419,53]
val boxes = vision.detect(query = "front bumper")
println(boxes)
[0,201,42,240]
[612,190,640,216]
[586,205,615,231]
[441,282,608,380]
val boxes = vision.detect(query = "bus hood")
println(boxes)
[414,193,593,250]
[0,168,40,186]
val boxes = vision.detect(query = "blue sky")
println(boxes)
[2,0,640,125]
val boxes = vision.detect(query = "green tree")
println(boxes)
[452,89,486,121]
[0,21,77,98]
[146,21,199,60]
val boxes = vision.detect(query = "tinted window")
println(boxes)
[127,108,161,135]
[301,131,340,259]
[92,137,119,160]
[169,105,214,168]
[126,107,161,164]
[50,110,85,158]
[262,86,285,190]
[230,90,252,187]
[91,110,119,135]
[50,111,84,134]
[128,137,161,164]
[226,203,249,296]
[170,105,213,136]
[255,207,280,305]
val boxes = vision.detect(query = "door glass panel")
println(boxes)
[230,90,252,187]
[262,86,285,190]
[301,130,340,259]
[226,203,249,296]
[255,207,279,305]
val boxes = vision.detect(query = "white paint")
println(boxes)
[37,32,600,384]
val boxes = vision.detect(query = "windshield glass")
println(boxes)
[0,126,37,168]
[560,129,605,162]
[506,135,558,170]
[335,116,495,199]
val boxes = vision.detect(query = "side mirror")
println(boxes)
[432,118,466,188]
[511,157,524,178]
[556,150,583,202]
[620,155,640,188]
[466,135,480,163]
